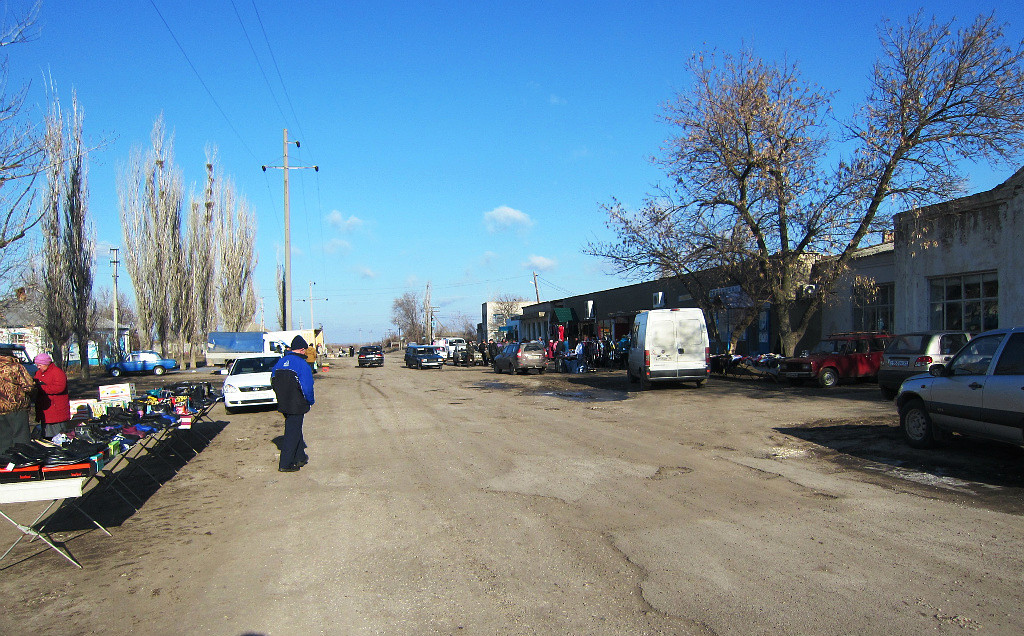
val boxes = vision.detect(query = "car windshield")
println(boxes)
[886,334,927,354]
[231,357,279,374]
[359,347,380,354]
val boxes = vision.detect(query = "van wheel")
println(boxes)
[696,378,707,388]
[900,399,936,448]
[818,368,839,388]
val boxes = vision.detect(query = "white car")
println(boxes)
[222,355,280,413]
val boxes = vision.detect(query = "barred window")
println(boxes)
[929,272,998,333]
[852,282,894,333]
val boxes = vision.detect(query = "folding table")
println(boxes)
[0,477,111,568]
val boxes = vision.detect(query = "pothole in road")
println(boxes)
[650,466,693,479]
[525,389,628,402]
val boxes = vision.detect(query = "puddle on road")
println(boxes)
[531,390,627,403]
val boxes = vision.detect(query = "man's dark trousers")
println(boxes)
[280,413,308,469]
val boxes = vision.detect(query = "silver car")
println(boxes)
[878,331,971,399]
[895,327,1024,448]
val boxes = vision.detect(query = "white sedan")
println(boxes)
[222,355,280,413]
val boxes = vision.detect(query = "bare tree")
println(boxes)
[275,262,285,330]
[0,3,46,310]
[491,293,527,338]
[63,94,95,376]
[216,177,257,331]
[391,291,424,343]
[183,153,218,367]
[93,287,136,361]
[39,96,72,365]
[592,12,1024,355]
[118,115,183,355]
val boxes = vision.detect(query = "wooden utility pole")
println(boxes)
[532,271,540,303]
[110,248,120,354]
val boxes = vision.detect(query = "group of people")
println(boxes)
[0,352,72,455]
[546,335,630,373]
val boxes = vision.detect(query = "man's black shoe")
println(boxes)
[278,465,300,473]
[295,460,308,467]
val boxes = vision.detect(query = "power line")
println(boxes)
[229,0,289,125]
[147,0,259,161]
[250,0,309,148]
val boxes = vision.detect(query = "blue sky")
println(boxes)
[7,0,1022,343]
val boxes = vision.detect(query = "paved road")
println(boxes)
[2,358,1022,635]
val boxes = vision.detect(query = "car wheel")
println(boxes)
[880,386,897,401]
[538,367,545,375]
[110,367,122,378]
[417,361,423,370]
[153,366,166,376]
[817,368,838,388]
[224,405,236,415]
[900,399,937,449]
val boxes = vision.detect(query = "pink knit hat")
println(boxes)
[34,353,52,365]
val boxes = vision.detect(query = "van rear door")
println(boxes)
[676,317,706,372]
[647,315,678,377]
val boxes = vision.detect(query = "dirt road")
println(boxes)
[1,358,1022,635]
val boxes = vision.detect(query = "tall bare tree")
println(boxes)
[592,12,1024,355]
[216,177,257,331]
[391,291,424,343]
[40,99,72,365]
[62,94,95,375]
[118,115,183,355]
[182,153,218,367]
[0,2,46,310]
[491,293,527,337]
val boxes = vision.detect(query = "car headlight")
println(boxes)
[223,383,239,394]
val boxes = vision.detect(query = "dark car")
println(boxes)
[492,340,546,375]
[0,344,37,376]
[404,345,444,370]
[357,345,384,367]
[778,332,892,388]
[896,327,1024,449]
[878,331,971,400]
[106,350,178,377]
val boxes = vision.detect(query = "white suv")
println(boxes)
[896,327,1024,448]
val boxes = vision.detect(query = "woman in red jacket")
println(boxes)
[34,353,71,438]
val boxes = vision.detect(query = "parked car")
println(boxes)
[221,355,280,413]
[357,345,384,367]
[492,340,546,375]
[106,350,178,377]
[896,327,1024,449]
[779,332,892,388]
[627,308,710,388]
[0,344,37,376]
[878,331,971,399]
[404,345,444,370]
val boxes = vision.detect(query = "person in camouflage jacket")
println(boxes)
[0,353,35,453]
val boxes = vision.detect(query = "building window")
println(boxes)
[9,332,28,345]
[852,282,894,333]
[929,272,998,332]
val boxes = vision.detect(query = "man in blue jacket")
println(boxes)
[271,335,315,472]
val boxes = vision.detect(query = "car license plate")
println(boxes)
[890,359,909,367]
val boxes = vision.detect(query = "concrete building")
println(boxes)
[893,166,1024,333]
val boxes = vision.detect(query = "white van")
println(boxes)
[627,308,710,388]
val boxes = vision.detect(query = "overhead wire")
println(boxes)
[147,0,259,162]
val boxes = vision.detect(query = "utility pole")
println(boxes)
[425,282,433,343]
[532,271,540,303]
[262,129,318,330]
[110,248,120,354]
[297,281,327,330]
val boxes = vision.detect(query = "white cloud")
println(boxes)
[549,94,567,106]
[523,254,557,271]
[484,206,533,233]
[356,266,377,279]
[326,210,364,232]
[324,238,351,254]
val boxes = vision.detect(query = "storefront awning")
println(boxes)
[552,307,575,323]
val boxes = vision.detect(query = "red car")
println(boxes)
[778,332,893,388]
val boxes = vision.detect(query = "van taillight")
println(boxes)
[644,349,650,367]
[705,347,710,372]
[914,355,933,367]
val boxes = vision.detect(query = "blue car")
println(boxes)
[404,345,444,370]
[106,350,178,377]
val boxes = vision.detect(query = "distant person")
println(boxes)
[0,351,34,453]
[33,353,70,438]
[271,336,315,473]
